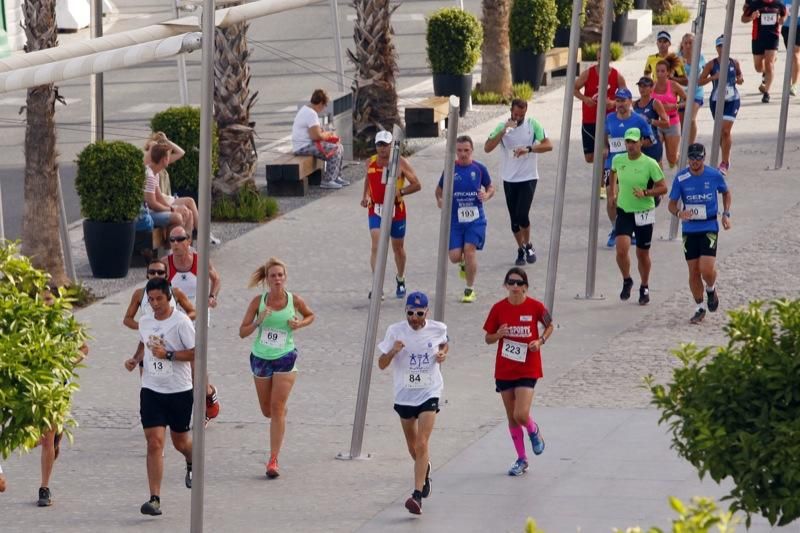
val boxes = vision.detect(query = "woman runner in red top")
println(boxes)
[483,267,554,477]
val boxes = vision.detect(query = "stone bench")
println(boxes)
[265,154,323,197]
[404,96,450,138]
[540,47,584,86]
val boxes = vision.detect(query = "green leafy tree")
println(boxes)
[647,300,800,527]
[0,241,88,459]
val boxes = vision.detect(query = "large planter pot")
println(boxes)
[634,0,647,8]
[83,219,136,278]
[554,27,571,48]
[611,11,628,42]
[510,50,547,91]
[432,73,472,117]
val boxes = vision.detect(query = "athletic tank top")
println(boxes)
[633,98,663,160]
[251,291,296,360]
[710,58,740,102]
[653,81,680,125]
[366,155,406,221]
[168,253,199,304]
[581,66,620,124]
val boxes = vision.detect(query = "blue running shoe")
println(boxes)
[530,427,545,455]
[395,276,406,299]
[507,458,529,476]
[606,229,616,248]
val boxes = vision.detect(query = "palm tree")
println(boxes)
[480,0,513,98]
[213,0,258,197]
[21,0,68,286]
[348,0,402,153]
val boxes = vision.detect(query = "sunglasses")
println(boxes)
[406,310,426,317]
[505,279,526,287]
[169,236,189,243]
[147,269,166,276]
[688,155,705,161]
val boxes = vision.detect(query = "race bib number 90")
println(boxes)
[260,328,287,348]
[148,358,173,377]
[457,206,479,223]
[405,371,433,389]
[501,339,528,362]
[609,137,625,152]
[683,204,707,220]
[634,209,656,226]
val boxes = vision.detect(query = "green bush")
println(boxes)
[0,241,88,459]
[150,106,219,194]
[647,299,800,527]
[426,8,483,75]
[75,141,144,222]
[510,0,559,54]
[211,187,278,222]
[472,82,534,105]
[555,0,586,28]
[581,42,624,61]
[614,0,635,15]
[653,4,691,24]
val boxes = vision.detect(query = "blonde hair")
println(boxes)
[144,131,168,152]
[248,257,288,288]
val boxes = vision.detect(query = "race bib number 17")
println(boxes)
[635,209,656,226]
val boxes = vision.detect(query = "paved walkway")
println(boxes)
[2,1,800,531]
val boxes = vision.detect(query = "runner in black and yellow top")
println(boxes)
[643,31,687,84]
[360,130,422,299]
[238,258,315,479]
[608,128,667,305]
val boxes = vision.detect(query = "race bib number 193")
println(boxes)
[457,206,479,223]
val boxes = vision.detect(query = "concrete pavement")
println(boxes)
[2,1,800,531]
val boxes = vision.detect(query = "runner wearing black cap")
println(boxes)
[378,291,448,515]
[668,143,732,324]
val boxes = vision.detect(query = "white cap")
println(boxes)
[375,130,393,144]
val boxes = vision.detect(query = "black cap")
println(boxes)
[687,143,706,158]
[636,76,654,87]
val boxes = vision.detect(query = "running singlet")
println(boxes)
[168,253,199,304]
[633,99,663,160]
[366,155,406,220]
[611,154,664,214]
[251,291,296,360]
[437,161,492,225]
[378,320,448,406]
[709,58,740,102]
[581,65,621,124]
[669,166,728,233]
[745,0,786,40]
[604,112,653,168]
[653,81,680,125]
[483,297,550,381]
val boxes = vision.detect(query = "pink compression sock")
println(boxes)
[524,417,538,435]
[509,425,527,461]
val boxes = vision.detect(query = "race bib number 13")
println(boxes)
[501,339,528,362]
[148,358,173,377]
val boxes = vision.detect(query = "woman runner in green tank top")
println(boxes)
[239,258,315,479]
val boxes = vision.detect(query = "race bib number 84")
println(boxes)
[406,371,433,389]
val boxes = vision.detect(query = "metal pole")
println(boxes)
[668,0,706,240]
[56,170,76,281]
[710,1,737,167]
[90,0,103,142]
[328,0,345,92]
[174,0,190,105]
[0,182,4,241]
[338,124,403,461]
[190,0,215,530]
[434,97,460,322]
[545,0,583,312]
[775,0,800,169]
[583,0,613,299]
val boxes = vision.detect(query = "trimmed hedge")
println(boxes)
[426,8,483,75]
[75,141,144,222]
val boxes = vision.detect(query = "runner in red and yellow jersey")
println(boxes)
[360,130,421,299]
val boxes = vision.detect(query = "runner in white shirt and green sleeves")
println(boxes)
[378,291,448,516]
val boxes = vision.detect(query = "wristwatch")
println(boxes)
[527,145,533,153]
[722,211,731,217]
[166,351,175,361]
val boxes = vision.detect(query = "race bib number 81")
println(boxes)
[501,339,528,362]
[372,203,383,217]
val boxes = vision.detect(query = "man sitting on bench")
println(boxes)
[291,88,348,190]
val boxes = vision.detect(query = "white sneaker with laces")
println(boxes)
[335,177,350,186]
[320,180,342,190]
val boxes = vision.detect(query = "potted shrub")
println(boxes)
[75,141,145,278]
[612,0,634,43]
[426,7,483,117]
[150,106,219,201]
[554,0,587,47]
[509,0,559,90]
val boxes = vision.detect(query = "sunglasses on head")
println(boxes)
[169,236,188,243]
[406,310,426,317]
[505,279,526,287]
[147,269,166,276]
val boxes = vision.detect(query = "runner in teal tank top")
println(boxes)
[239,258,315,480]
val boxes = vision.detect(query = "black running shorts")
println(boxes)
[140,388,193,432]
[394,397,440,419]
[614,208,654,250]
[682,232,718,261]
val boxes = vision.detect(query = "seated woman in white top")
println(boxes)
[291,89,347,190]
